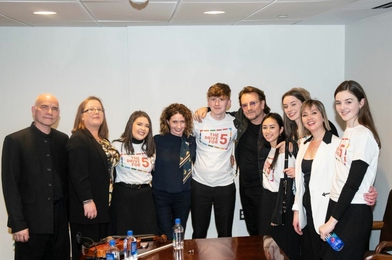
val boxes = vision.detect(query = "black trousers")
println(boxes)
[191,180,236,238]
[240,182,262,235]
[300,206,325,260]
[152,188,191,240]
[15,199,70,260]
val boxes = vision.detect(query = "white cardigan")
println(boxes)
[292,131,340,234]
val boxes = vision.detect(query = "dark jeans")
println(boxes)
[191,180,236,238]
[152,188,191,240]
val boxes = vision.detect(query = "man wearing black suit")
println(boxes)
[1,94,69,260]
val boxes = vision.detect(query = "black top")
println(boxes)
[152,134,196,193]
[2,122,68,233]
[302,159,313,214]
[237,122,261,186]
[67,129,111,224]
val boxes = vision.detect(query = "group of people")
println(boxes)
[1,79,380,260]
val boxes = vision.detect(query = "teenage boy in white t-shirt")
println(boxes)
[191,83,238,238]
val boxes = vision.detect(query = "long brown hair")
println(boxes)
[334,80,381,149]
[281,87,311,141]
[115,111,155,157]
[71,96,109,139]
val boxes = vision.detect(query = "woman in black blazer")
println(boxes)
[67,96,119,260]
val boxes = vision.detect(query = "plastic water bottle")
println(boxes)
[124,230,138,260]
[173,248,184,260]
[106,239,120,260]
[326,232,344,251]
[172,218,184,250]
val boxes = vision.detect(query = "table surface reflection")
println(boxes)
[137,236,288,260]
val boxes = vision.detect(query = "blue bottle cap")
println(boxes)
[109,239,116,247]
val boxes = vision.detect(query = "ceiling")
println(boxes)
[0,0,391,27]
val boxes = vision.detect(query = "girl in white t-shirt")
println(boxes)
[319,80,381,259]
[259,113,300,259]
[110,111,158,236]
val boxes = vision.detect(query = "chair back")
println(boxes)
[365,254,392,260]
[380,189,392,242]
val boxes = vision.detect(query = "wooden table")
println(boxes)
[80,235,288,259]
[137,236,288,260]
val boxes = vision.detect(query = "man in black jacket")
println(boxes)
[2,93,69,260]
[232,86,271,236]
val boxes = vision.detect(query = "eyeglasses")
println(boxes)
[241,101,260,110]
[82,108,104,114]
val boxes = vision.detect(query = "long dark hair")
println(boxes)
[115,111,155,157]
[334,80,381,149]
[281,88,311,141]
[261,113,286,170]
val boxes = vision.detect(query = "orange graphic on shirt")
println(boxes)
[336,137,350,166]
[263,156,275,182]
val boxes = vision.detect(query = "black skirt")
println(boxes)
[323,200,372,260]
[109,182,159,236]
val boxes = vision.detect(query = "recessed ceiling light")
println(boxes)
[33,11,57,15]
[130,0,148,4]
[204,11,225,15]
[278,15,288,18]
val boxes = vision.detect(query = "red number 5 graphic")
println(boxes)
[220,133,228,145]
[142,157,150,168]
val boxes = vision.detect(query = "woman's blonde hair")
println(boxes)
[299,99,331,137]
[71,96,109,139]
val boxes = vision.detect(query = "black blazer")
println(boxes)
[67,128,110,224]
[1,123,68,234]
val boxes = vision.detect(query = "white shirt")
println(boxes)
[263,148,295,192]
[192,113,237,187]
[331,125,379,204]
[113,141,154,185]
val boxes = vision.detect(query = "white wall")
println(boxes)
[0,25,346,259]
[126,25,346,240]
[345,12,392,249]
[0,27,130,260]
